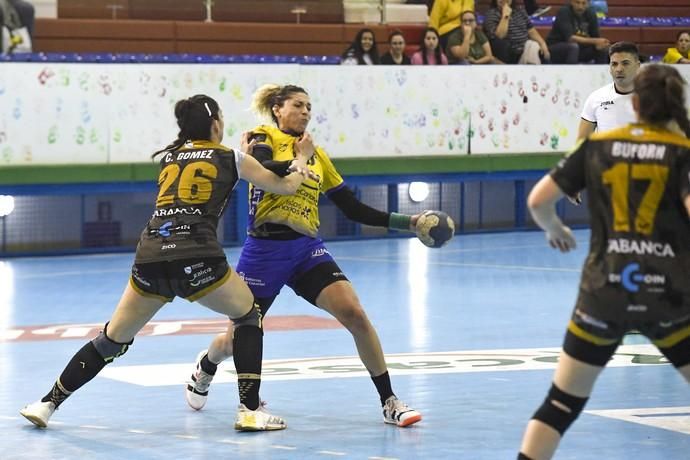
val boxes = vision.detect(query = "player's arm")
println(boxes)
[237,152,305,195]
[682,158,690,217]
[528,143,587,252]
[577,118,596,140]
[243,131,319,181]
[527,176,575,252]
[242,132,294,177]
[327,186,420,231]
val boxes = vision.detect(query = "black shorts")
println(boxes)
[563,305,690,368]
[130,257,231,302]
[253,261,349,316]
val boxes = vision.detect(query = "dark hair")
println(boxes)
[490,0,522,9]
[419,27,444,65]
[608,41,639,59]
[342,28,380,65]
[152,94,220,158]
[251,84,309,126]
[634,64,690,137]
[677,30,690,41]
[388,29,405,44]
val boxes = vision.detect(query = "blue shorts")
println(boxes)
[235,235,347,303]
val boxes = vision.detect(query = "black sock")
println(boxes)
[371,371,394,405]
[517,453,534,460]
[232,325,262,410]
[41,341,107,408]
[200,354,217,375]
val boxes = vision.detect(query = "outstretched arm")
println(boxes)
[328,186,420,231]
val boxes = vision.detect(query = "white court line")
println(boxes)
[431,243,578,254]
[218,439,247,446]
[174,435,199,439]
[127,429,152,434]
[317,451,347,456]
[80,425,108,430]
[15,268,126,280]
[271,445,297,450]
[12,240,585,281]
[336,255,581,273]
[218,439,245,445]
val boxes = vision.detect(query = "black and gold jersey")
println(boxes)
[551,123,690,317]
[135,140,245,263]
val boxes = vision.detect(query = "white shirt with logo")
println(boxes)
[580,82,636,133]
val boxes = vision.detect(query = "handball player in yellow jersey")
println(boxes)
[185,84,424,427]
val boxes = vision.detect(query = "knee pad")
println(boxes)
[532,384,588,435]
[231,303,263,332]
[91,323,133,363]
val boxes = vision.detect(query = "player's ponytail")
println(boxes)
[665,75,690,138]
[152,95,220,158]
[635,64,690,138]
[250,84,281,123]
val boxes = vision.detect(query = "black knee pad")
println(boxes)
[91,323,133,363]
[232,303,263,333]
[532,384,588,435]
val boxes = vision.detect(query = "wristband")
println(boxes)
[389,212,412,231]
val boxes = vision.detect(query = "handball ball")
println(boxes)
[415,210,455,248]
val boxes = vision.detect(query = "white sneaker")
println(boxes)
[185,350,215,410]
[20,400,56,428]
[234,403,287,431]
[383,396,422,427]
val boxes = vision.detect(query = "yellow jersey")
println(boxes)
[248,125,344,238]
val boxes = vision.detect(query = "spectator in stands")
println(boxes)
[411,27,448,65]
[484,0,550,64]
[428,0,474,52]
[1,0,33,34]
[341,28,380,65]
[547,0,610,64]
[0,0,34,52]
[446,10,498,64]
[380,30,411,65]
[662,31,690,64]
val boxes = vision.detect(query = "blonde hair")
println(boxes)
[250,83,309,126]
[250,83,282,121]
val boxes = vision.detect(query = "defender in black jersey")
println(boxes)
[184,84,427,427]
[518,65,690,460]
[19,95,313,432]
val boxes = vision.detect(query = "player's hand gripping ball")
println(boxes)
[415,210,455,248]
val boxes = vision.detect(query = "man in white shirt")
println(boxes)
[570,42,640,205]
[578,41,641,140]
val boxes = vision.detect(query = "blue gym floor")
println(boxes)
[2,230,689,459]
